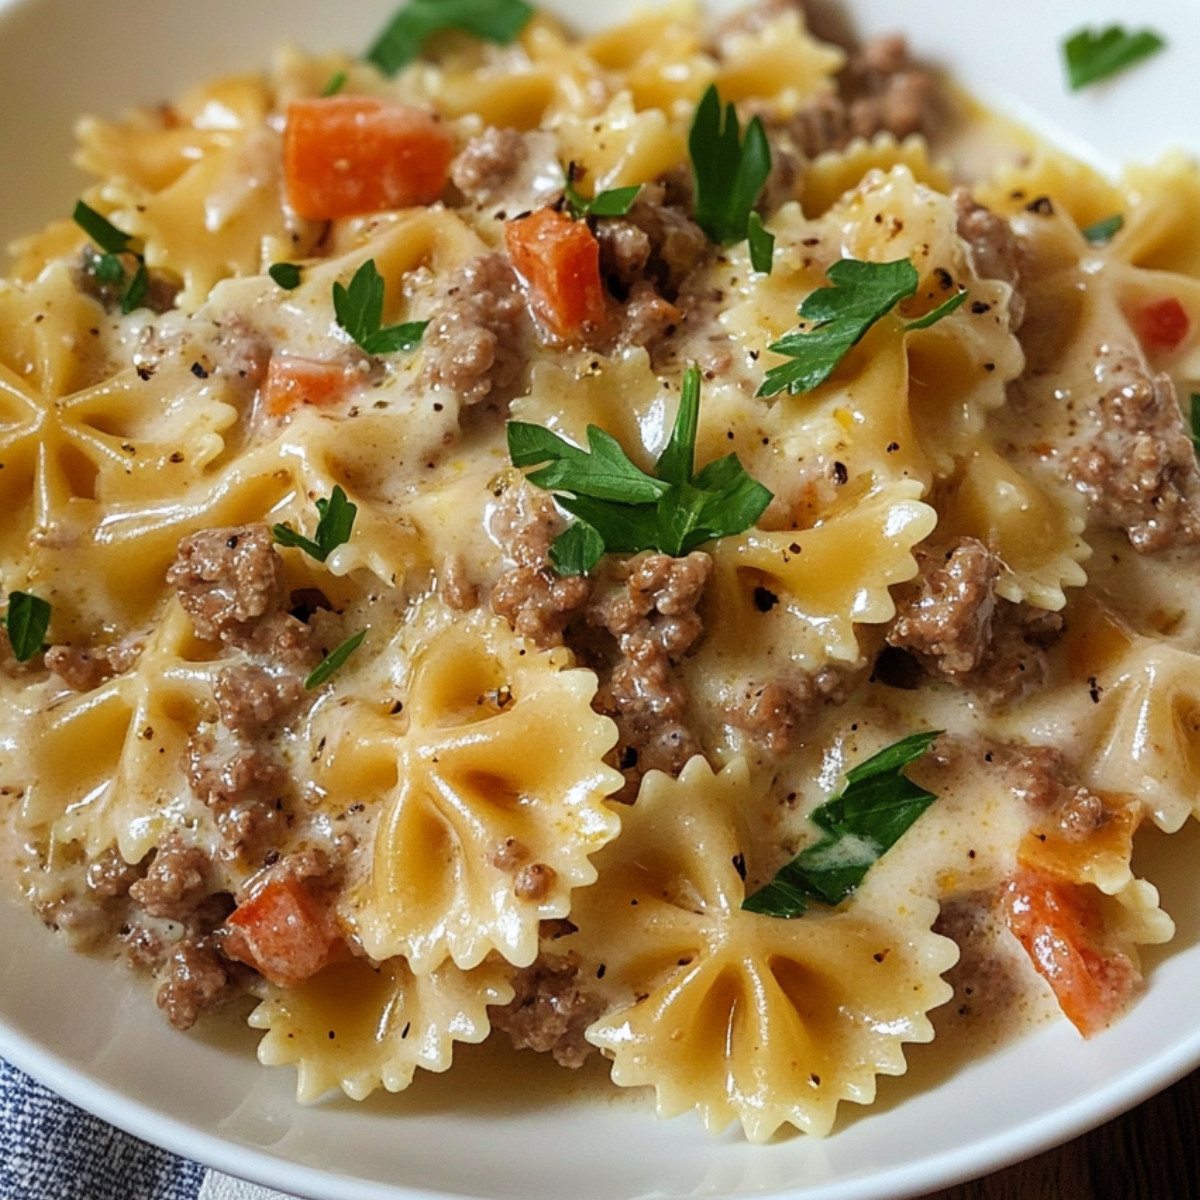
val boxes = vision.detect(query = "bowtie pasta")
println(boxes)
[0,0,1196,1143]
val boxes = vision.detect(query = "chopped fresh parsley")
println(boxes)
[273,485,358,562]
[305,629,367,690]
[321,70,347,97]
[1063,25,1165,90]
[333,259,429,356]
[72,200,150,315]
[2,591,51,663]
[269,262,303,290]
[747,211,775,275]
[562,164,640,221]
[742,730,942,917]
[689,84,772,270]
[508,364,773,574]
[756,258,966,399]
[1190,393,1200,459]
[1081,213,1124,245]
[367,0,534,76]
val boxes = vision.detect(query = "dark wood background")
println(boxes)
[919,1066,1200,1199]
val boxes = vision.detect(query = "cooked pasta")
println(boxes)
[0,0,1197,1143]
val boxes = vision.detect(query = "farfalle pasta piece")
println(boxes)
[714,4,844,109]
[797,134,950,218]
[349,601,623,973]
[249,954,513,1102]
[703,480,936,671]
[583,4,713,112]
[553,92,686,194]
[0,264,113,399]
[562,756,954,1141]
[21,599,220,863]
[719,168,1023,488]
[934,444,1090,611]
[1082,639,1200,833]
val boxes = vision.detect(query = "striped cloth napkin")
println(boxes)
[0,1057,296,1200]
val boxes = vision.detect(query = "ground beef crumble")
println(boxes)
[886,538,1063,705]
[489,485,591,649]
[1066,352,1200,553]
[588,551,712,783]
[422,252,531,406]
[490,949,605,1068]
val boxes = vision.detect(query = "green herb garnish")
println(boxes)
[1190,393,1200,459]
[742,730,942,917]
[72,200,150,315]
[508,364,773,574]
[333,259,429,356]
[305,629,366,690]
[367,0,534,76]
[1063,25,1165,90]
[562,164,641,221]
[273,485,358,562]
[3,591,51,663]
[1081,213,1124,245]
[321,70,348,97]
[269,262,303,290]
[756,258,966,399]
[689,83,772,270]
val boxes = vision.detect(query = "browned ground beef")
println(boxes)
[490,950,605,1067]
[595,180,709,302]
[213,660,308,732]
[888,538,1000,675]
[168,525,286,644]
[1067,354,1200,553]
[887,538,1062,705]
[128,836,212,921]
[588,551,712,779]
[490,486,591,648]
[156,937,244,1031]
[44,640,140,691]
[186,733,290,858]
[726,666,848,755]
[422,252,531,405]
[450,126,530,201]
[984,740,1108,841]
[755,29,944,211]
[953,188,1027,328]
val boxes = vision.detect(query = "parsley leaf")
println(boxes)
[742,730,942,917]
[305,629,366,690]
[73,200,151,315]
[689,84,772,267]
[1190,393,1200,459]
[269,262,303,289]
[367,0,534,76]
[3,591,51,663]
[73,200,134,255]
[333,259,429,356]
[562,164,641,221]
[1081,213,1124,245]
[757,258,965,399]
[273,485,358,562]
[1063,25,1165,90]
[508,364,773,574]
[321,70,348,97]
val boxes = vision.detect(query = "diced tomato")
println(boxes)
[262,355,349,417]
[1131,295,1190,356]
[504,206,608,343]
[222,877,345,988]
[1002,867,1139,1038]
[283,96,454,220]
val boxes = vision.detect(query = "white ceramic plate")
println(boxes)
[2,1,1200,1197]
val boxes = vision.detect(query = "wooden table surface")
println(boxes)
[917,1065,1200,1199]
